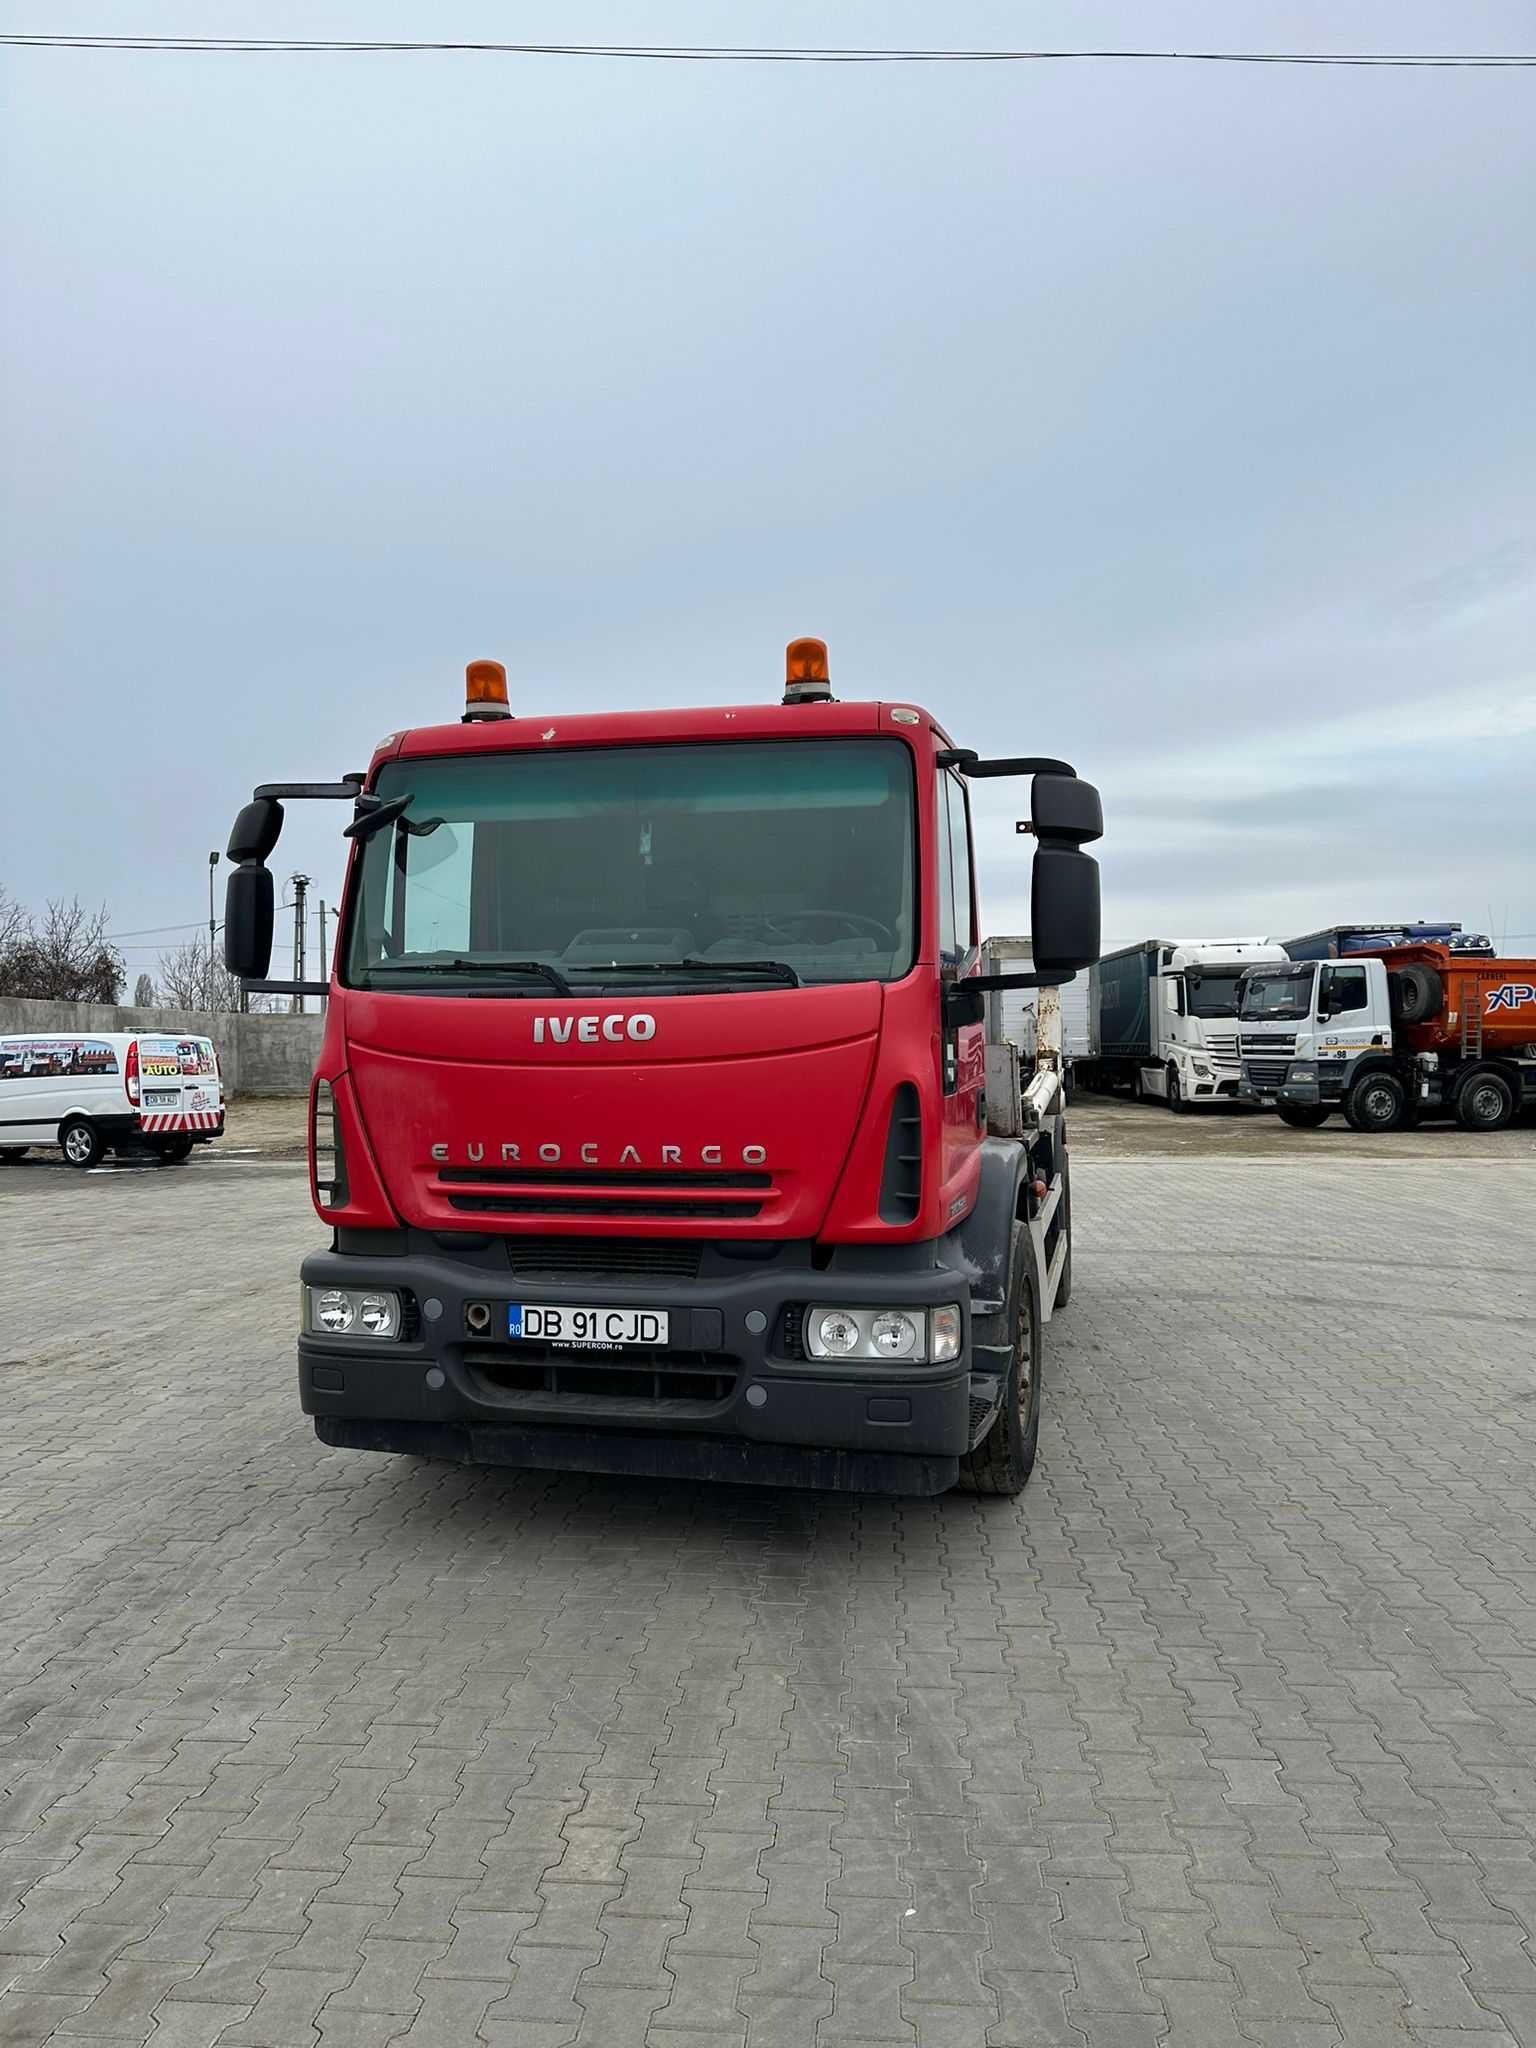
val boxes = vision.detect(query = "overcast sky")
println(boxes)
[3,1,1533,986]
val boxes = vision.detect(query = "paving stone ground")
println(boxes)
[2,1150,1535,2047]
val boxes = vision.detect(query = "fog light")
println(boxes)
[870,1311,918,1358]
[816,1310,860,1356]
[316,1289,353,1333]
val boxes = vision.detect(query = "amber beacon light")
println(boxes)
[463,659,511,722]
[783,636,833,705]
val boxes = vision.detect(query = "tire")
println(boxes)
[60,1117,105,1169]
[1456,1069,1515,1133]
[1343,1071,1407,1133]
[155,1136,195,1163]
[1131,1067,1146,1103]
[0,1146,28,1162]
[1388,964,1443,1025]
[1166,1067,1187,1114]
[957,1233,1041,1497]
[1276,1104,1330,1129]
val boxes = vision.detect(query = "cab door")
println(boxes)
[937,769,984,1207]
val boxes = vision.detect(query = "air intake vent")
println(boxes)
[878,1084,923,1224]
[504,1238,704,1284]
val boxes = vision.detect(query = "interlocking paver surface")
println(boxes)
[2,1149,1535,2047]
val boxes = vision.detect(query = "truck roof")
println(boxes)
[374,699,953,769]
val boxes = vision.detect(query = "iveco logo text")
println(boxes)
[533,1013,656,1044]
[430,1139,769,1165]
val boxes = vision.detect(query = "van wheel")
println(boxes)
[1456,1070,1515,1132]
[0,1146,28,1162]
[155,1137,195,1164]
[957,1234,1040,1497]
[1344,1072,1406,1133]
[1277,1104,1330,1129]
[60,1118,105,1169]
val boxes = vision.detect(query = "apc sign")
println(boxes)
[1487,983,1536,1013]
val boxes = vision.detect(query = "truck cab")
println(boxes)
[223,642,1103,1496]
[1237,957,1394,1127]
[1147,939,1286,1108]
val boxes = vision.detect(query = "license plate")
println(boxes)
[508,1303,669,1349]
[144,1090,179,1109]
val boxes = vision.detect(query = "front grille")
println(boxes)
[1240,1034,1296,1056]
[450,1195,762,1220]
[463,1345,737,1408]
[1245,1058,1291,1089]
[504,1237,704,1283]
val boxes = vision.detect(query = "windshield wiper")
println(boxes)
[566,958,801,987]
[369,958,573,994]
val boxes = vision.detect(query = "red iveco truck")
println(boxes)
[224,640,1102,1496]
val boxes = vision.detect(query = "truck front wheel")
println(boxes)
[958,1233,1041,1498]
[1277,1104,1330,1129]
[1456,1070,1515,1132]
[1166,1067,1187,1113]
[1344,1072,1406,1133]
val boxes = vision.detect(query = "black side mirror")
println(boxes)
[1030,844,1100,977]
[224,865,275,977]
[228,797,283,865]
[1029,772,1103,845]
[1029,773,1102,977]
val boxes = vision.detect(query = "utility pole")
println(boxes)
[208,851,219,984]
[290,873,310,1016]
[318,900,329,1010]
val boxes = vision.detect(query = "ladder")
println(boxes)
[1461,977,1485,1059]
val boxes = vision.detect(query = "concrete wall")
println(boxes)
[0,999,322,1097]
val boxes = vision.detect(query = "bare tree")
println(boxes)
[0,885,29,961]
[155,939,246,1013]
[132,972,157,1007]
[0,896,124,1002]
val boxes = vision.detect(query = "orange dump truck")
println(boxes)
[1238,944,1536,1132]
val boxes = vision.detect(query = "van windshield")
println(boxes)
[1238,965,1316,1022]
[344,739,917,994]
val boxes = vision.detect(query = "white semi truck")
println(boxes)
[1079,937,1287,1110]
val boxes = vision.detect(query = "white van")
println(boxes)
[0,1031,225,1168]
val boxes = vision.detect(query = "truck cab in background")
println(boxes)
[1239,946,1536,1132]
[1081,937,1285,1110]
[222,641,1103,1497]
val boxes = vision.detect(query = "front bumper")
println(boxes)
[1239,1064,1345,1108]
[297,1235,983,1493]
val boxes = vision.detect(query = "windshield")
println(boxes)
[1184,969,1245,1019]
[1238,965,1316,1022]
[344,739,916,993]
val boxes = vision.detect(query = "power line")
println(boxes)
[1,35,1533,68]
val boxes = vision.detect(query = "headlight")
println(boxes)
[1191,1060,1211,1077]
[1288,1064,1317,1083]
[306,1285,400,1339]
[804,1305,961,1365]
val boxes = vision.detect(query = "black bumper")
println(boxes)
[298,1234,983,1494]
